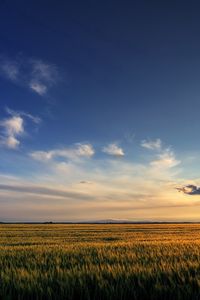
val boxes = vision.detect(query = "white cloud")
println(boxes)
[2,115,24,136]
[0,108,40,149]
[141,138,162,150]
[102,143,124,156]
[0,115,24,149]
[150,148,180,169]
[30,143,95,161]
[74,143,95,157]
[5,136,20,149]
[0,55,58,96]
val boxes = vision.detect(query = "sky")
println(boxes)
[1,0,200,221]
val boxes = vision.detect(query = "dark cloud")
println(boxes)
[177,184,200,195]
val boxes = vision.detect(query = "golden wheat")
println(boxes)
[1,224,200,299]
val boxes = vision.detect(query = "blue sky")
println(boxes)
[1,1,200,221]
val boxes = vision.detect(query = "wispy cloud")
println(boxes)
[5,107,41,124]
[141,138,180,170]
[1,60,19,81]
[29,59,58,95]
[0,55,58,95]
[31,60,57,83]
[141,138,162,150]
[30,143,95,161]
[150,148,180,169]
[0,108,40,149]
[102,143,124,156]
[29,81,47,95]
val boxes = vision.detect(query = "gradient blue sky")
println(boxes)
[1,1,200,221]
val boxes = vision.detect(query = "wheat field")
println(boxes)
[1,224,200,299]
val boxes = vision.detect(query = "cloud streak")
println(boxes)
[0,183,93,200]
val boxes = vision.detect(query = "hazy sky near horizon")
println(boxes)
[1,1,200,221]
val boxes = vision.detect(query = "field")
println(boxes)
[1,224,200,299]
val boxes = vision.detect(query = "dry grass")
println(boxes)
[1,224,200,299]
